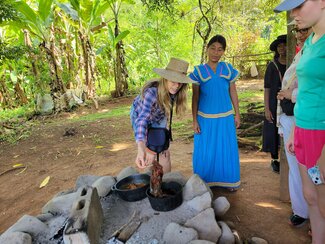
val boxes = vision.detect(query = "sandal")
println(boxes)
[288,214,307,227]
[227,188,237,192]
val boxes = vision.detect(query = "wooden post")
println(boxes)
[279,14,296,203]
[280,137,290,202]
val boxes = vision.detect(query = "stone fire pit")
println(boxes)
[0,166,239,244]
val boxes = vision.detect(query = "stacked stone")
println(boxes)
[0,166,268,244]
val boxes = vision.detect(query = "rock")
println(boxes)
[75,175,101,190]
[218,221,235,244]
[251,237,268,244]
[185,208,221,243]
[3,215,48,236]
[189,240,215,244]
[186,192,212,212]
[225,220,235,230]
[53,189,75,198]
[183,174,213,201]
[163,222,198,244]
[0,231,32,244]
[116,166,138,181]
[213,196,230,217]
[232,230,243,244]
[42,192,78,215]
[36,213,55,222]
[64,187,103,244]
[35,93,54,114]
[163,171,187,186]
[91,176,116,197]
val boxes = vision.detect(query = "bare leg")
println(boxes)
[299,164,325,244]
[158,150,171,173]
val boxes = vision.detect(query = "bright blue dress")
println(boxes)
[189,62,240,188]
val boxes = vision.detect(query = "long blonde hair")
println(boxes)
[141,78,188,117]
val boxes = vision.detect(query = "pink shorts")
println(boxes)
[294,126,325,169]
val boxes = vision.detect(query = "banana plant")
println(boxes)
[58,0,110,108]
[14,0,66,113]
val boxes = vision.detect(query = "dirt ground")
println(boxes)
[0,86,311,243]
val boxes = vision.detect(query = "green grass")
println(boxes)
[238,90,264,114]
[0,104,34,122]
[70,105,131,122]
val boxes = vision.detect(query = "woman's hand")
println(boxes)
[265,108,273,123]
[193,120,201,134]
[235,114,241,128]
[135,141,156,169]
[277,88,293,100]
[145,150,155,166]
[286,126,295,155]
[135,141,148,169]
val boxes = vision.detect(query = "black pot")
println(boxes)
[112,174,150,202]
[146,181,183,212]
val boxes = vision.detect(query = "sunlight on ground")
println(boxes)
[109,143,132,152]
[240,158,268,163]
[255,202,282,210]
[68,109,111,119]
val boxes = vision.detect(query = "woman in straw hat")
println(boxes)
[262,34,287,174]
[130,57,197,173]
[190,34,240,191]
[275,0,325,243]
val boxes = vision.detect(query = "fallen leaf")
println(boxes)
[39,176,50,188]
[15,166,27,175]
[13,163,24,168]
[95,145,104,149]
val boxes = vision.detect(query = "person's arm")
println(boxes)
[318,145,325,183]
[286,122,296,155]
[264,63,274,123]
[192,84,200,134]
[264,88,273,122]
[229,83,240,128]
[134,88,156,168]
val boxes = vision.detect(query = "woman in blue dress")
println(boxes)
[190,35,240,190]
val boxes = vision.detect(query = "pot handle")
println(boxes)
[111,184,117,191]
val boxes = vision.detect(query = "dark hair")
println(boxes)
[207,35,227,50]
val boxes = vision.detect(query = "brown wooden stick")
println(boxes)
[0,166,26,177]
[109,210,138,239]
[237,121,263,136]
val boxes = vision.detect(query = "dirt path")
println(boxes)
[0,96,310,243]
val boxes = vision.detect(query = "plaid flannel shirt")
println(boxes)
[131,87,166,142]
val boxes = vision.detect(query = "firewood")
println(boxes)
[117,220,142,242]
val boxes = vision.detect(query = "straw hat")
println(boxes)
[153,58,198,84]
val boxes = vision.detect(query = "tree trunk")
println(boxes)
[78,27,98,109]
[0,75,12,108]
[279,14,297,202]
[23,30,40,88]
[40,25,66,113]
[112,9,128,98]
[196,0,213,63]
[14,79,28,105]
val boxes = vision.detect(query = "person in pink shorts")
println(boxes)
[275,0,325,243]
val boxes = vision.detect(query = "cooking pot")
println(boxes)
[146,181,183,212]
[111,173,150,202]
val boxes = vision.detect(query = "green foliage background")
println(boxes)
[0,0,286,111]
